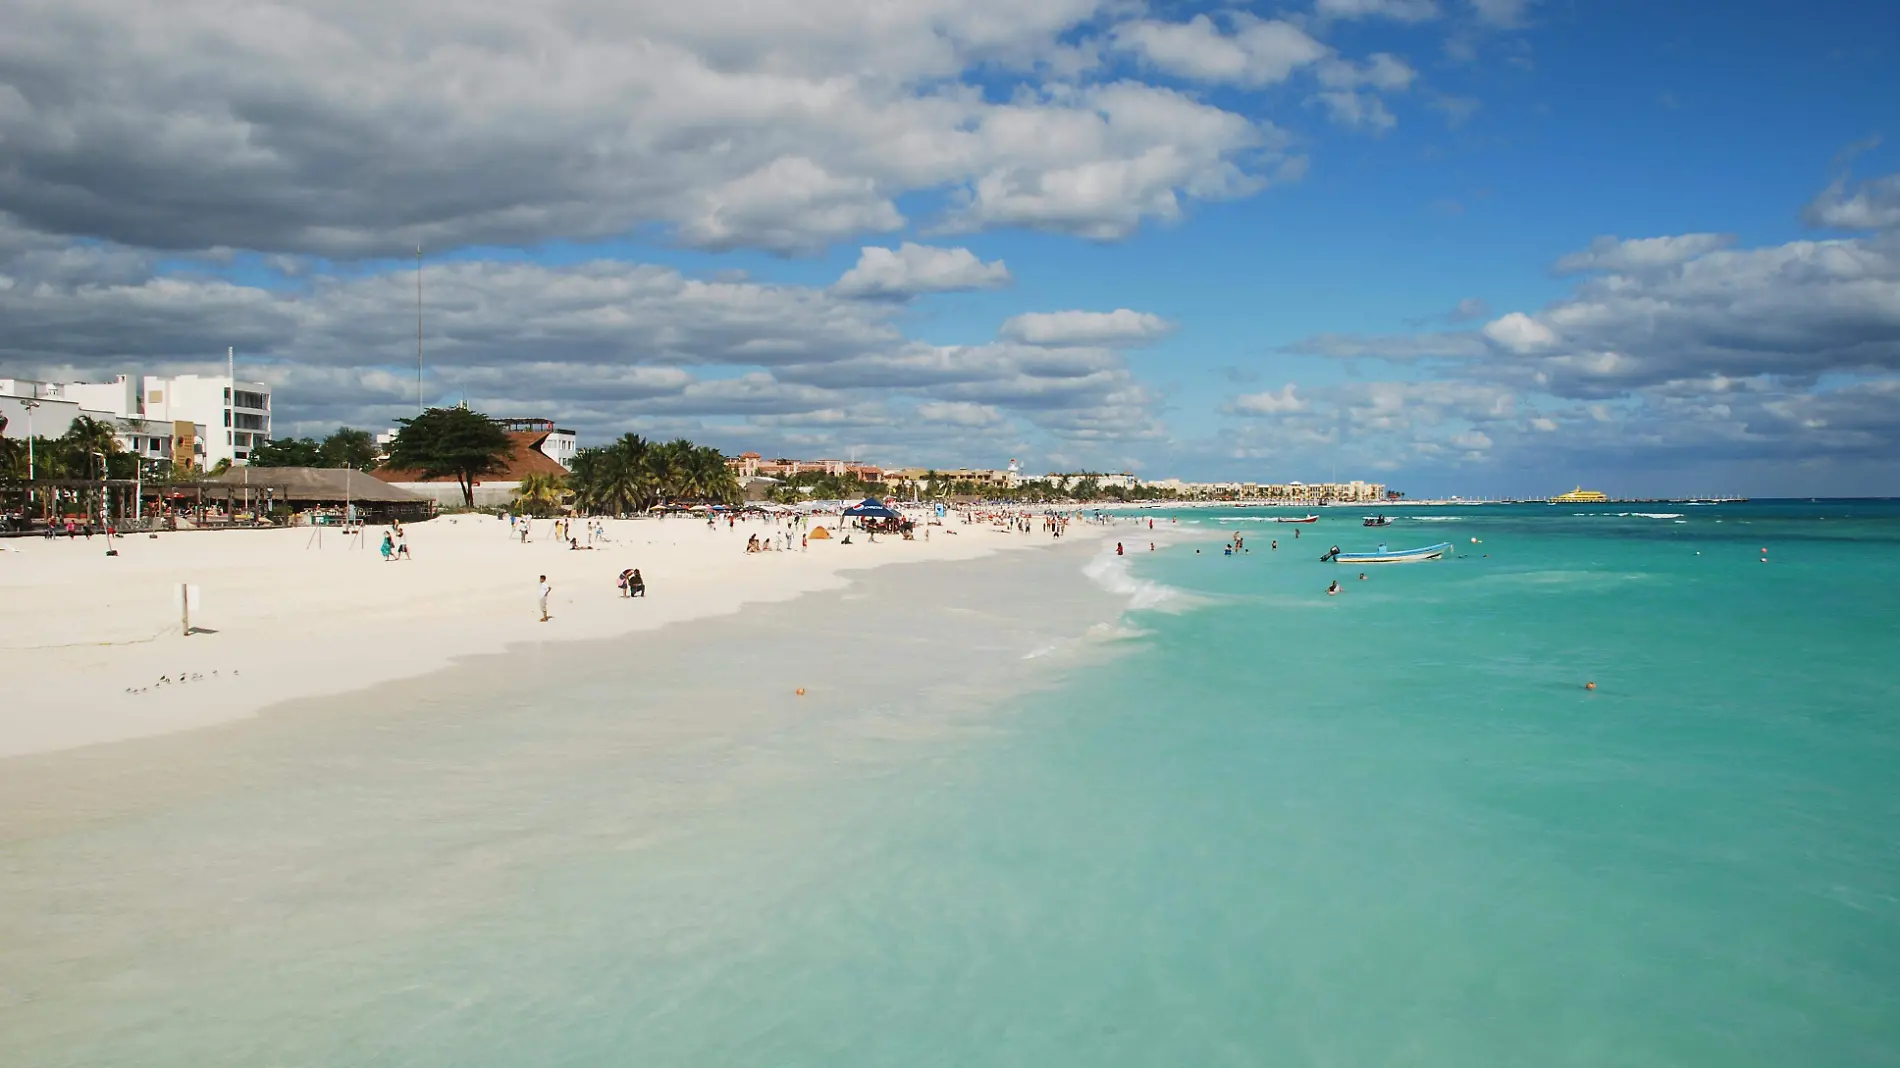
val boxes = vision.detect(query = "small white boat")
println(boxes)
[1274,515,1319,524]
[1328,542,1450,564]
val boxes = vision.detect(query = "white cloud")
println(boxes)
[1468,0,1530,27]
[0,0,1278,257]
[0,242,1170,458]
[1482,311,1559,352]
[915,401,1008,427]
[1315,0,1442,23]
[1112,14,1328,86]
[832,243,1011,299]
[1312,91,1397,133]
[998,308,1175,346]
[1803,171,1900,231]
[1553,233,1737,274]
[1316,53,1418,91]
[935,84,1280,240]
[1230,384,1308,415]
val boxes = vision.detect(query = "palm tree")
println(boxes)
[512,471,566,517]
[62,414,122,479]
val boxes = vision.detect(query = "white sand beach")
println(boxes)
[0,513,1104,758]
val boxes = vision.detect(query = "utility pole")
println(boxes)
[22,396,38,479]
[417,244,424,414]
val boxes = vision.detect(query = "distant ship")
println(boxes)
[1551,486,1608,503]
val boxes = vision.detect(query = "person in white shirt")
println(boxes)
[538,575,551,622]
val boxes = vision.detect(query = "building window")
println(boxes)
[148,390,163,403]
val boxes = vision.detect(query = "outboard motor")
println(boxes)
[1321,545,1340,562]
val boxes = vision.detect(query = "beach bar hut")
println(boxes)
[207,467,434,523]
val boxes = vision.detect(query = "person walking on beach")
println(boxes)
[538,575,551,622]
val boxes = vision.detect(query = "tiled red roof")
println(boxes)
[373,430,570,484]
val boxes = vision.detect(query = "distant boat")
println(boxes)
[1330,542,1450,564]
[1275,515,1319,524]
[1551,486,1608,503]
[1362,515,1392,527]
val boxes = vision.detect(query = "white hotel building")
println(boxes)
[139,374,273,468]
[0,372,271,470]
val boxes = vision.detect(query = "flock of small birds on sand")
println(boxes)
[125,669,238,695]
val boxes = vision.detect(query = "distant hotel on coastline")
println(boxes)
[719,451,1388,501]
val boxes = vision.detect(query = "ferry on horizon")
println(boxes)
[1551,486,1609,503]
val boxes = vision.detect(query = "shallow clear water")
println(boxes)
[5,503,1900,1066]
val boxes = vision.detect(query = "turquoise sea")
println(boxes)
[5,500,1900,1066]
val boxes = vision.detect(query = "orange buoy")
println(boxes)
[795,688,806,696]
[1585,681,1597,691]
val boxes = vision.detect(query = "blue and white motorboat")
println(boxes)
[1326,542,1450,564]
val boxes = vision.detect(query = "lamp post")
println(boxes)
[22,397,38,479]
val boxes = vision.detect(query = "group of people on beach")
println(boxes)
[536,567,648,622]
[380,522,411,561]
[746,529,807,553]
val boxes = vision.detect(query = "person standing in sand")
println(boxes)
[538,575,551,622]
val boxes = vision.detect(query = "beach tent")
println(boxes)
[841,497,901,520]
[809,526,832,539]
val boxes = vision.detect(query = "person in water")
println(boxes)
[1116,542,1124,556]
[1327,580,1341,595]
[1358,572,1368,581]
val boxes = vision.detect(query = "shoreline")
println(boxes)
[0,513,1116,759]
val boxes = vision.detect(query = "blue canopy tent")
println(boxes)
[841,497,901,520]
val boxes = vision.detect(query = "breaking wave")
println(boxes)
[1082,549,1198,613]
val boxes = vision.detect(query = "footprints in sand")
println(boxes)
[124,669,239,696]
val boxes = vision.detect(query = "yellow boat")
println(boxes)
[1551,486,1608,503]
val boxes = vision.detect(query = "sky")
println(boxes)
[1,0,1897,496]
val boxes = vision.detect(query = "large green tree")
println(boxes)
[386,406,512,507]
[319,427,379,471]
[248,436,324,467]
[247,427,379,471]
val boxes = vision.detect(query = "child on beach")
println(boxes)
[538,575,551,621]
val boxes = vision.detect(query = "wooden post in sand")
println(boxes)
[177,583,199,637]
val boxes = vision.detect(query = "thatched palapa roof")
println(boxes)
[208,467,429,503]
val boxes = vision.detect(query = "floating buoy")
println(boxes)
[1585,681,1596,691]
[795,688,806,696]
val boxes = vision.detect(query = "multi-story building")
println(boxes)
[0,375,207,470]
[727,452,884,484]
[140,374,272,468]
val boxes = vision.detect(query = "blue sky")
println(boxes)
[2,0,1897,495]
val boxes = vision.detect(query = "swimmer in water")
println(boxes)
[1358,572,1367,580]
[1327,579,1341,595]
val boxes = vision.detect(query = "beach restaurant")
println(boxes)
[206,467,434,523]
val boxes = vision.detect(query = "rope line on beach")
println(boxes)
[1,630,177,651]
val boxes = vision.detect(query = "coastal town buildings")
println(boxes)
[0,375,215,471]
[725,452,884,483]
